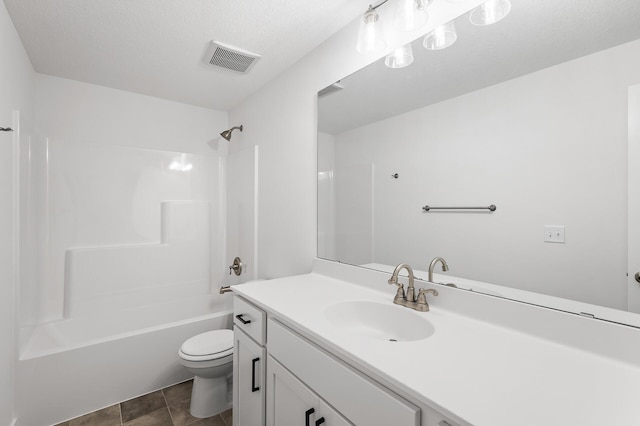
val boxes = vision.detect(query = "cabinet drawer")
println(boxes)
[268,318,420,426]
[234,296,266,345]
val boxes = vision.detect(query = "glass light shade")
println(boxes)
[469,0,512,26]
[384,44,414,69]
[393,0,431,32]
[356,7,386,54]
[423,21,457,50]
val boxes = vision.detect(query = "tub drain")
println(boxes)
[389,338,398,342]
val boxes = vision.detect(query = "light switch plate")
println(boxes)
[544,225,565,243]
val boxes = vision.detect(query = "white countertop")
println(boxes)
[233,265,640,426]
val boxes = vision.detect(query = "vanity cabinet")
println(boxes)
[267,318,420,426]
[233,297,267,426]
[234,328,265,426]
[266,356,351,426]
[234,295,457,426]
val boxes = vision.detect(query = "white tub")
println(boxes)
[16,294,232,426]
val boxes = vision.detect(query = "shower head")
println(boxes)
[220,125,243,141]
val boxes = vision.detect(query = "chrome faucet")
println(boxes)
[388,263,438,312]
[388,263,414,303]
[428,257,449,282]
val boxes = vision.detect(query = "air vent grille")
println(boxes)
[204,41,261,74]
[318,81,344,98]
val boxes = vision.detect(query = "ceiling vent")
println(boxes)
[203,41,261,74]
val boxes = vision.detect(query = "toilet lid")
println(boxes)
[180,329,233,357]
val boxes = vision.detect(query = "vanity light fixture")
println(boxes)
[356,3,388,54]
[469,0,512,26]
[393,0,432,32]
[357,0,436,55]
[358,0,510,61]
[423,21,457,50]
[385,43,414,68]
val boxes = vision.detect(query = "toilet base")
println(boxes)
[189,375,232,418]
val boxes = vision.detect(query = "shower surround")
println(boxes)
[15,137,232,425]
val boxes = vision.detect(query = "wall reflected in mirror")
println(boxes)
[317,0,640,318]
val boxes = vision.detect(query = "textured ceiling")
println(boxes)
[319,0,640,134]
[3,0,366,110]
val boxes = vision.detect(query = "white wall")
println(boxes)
[0,1,36,424]
[229,2,484,279]
[35,75,226,155]
[330,39,640,310]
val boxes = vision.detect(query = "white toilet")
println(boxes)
[178,329,234,418]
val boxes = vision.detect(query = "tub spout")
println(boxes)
[219,285,233,294]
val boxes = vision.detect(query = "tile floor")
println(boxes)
[55,380,232,426]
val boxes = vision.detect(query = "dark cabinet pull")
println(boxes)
[236,314,251,324]
[305,408,315,426]
[315,418,325,426]
[251,357,260,392]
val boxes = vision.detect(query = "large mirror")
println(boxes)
[317,0,640,323]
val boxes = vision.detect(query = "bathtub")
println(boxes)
[15,294,232,426]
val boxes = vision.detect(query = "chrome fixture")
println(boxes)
[220,125,243,141]
[356,0,511,68]
[219,285,233,294]
[422,204,496,212]
[428,257,449,282]
[388,263,438,312]
[357,0,432,56]
[229,257,243,276]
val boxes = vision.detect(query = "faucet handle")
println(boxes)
[388,277,406,303]
[417,288,439,306]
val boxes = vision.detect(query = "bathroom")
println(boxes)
[2,0,640,425]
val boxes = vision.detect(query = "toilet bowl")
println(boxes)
[178,329,234,418]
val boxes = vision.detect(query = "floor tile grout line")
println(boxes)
[161,389,176,426]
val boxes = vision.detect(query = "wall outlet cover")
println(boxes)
[544,225,565,243]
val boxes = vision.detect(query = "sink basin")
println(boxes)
[324,300,435,342]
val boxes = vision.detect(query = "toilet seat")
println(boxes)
[179,329,233,362]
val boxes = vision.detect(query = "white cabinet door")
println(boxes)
[266,356,352,426]
[233,326,266,426]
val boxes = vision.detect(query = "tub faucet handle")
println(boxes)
[229,257,243,276]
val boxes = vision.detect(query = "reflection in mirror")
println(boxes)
[317,0,640,322]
